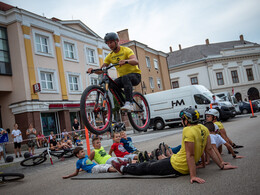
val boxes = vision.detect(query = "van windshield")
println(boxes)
[203,92,221,101]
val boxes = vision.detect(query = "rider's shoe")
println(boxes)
[121,102,134,112]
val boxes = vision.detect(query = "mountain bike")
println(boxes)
[20,148,74,167]
[0,172,24,182]
[80,64,150,135]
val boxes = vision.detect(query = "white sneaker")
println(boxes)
[121,102,134,112]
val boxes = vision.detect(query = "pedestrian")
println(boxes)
[12,124,23,158]
[72,118,80,143]
[0,128,7,161]
[26,123,37,155]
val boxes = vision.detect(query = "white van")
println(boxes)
[145,85,234,130]
[145,85,212,130]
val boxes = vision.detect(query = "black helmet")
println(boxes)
[179,108,200,124]
[24,152,31,159]
[6,155,14,163]
[104,32,119,43]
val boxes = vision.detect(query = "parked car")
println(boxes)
[238,101,258,114]
[253,100,260,112]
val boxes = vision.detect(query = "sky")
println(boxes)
[2,0,260,53]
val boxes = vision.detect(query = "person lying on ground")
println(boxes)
[203,121,244,165]
[89,137,132,164]
[62,146,116,179]
[109,132,138,161]
[111,108,238,184]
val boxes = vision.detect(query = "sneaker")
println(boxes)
[144,151,150,161]
[232,144,244,149]
[228,150,239,154]
[16,155,18,158]
[155,148,162,160]
[121,102,134,112]
[159,143,166,156]
[19,154,22,157]
[111,160,124,175]
[138,152,145,163]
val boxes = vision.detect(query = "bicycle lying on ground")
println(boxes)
[20,148,74,167]
[0,172,24,182]
[80,63,150,135]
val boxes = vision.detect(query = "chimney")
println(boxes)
[51,17,61,22]
[240,34,244,42]
[205,39,209,45]
[169,46,172,52]
[117,29,130,41]
[179,44,182,50]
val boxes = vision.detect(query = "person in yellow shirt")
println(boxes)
[87,32,141,112]
[111,108,238,184]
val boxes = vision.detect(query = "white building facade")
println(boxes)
[168,36,260,102]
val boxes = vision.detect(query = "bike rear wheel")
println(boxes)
[80,85,112,135]
[20,156,47,167]
[128,92,150,131]
[0,173,24,182]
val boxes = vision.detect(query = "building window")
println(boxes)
[33,30,53,57]
[40,72,54,90]
[154,59,159,70]
[172,81,179,89]
[146,56,151,68]
[149,77,154,89]
[90,77,99,85]
[190,77,198,85]
[63,40,78,61]
[157,78,162,90]
[69,75,80,91]
[216,72,224,85]
[0,27,11,75]
[246,68,254,81]
[86,46,98,65]
[231,70,239,83]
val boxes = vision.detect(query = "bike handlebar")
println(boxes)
[89,63,119,74]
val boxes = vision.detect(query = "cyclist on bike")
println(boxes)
[87,32,141,112]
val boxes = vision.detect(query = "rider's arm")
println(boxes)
[89,151,95,161]
[62,169,79,179]
[119,55,138,66]
[211,144,226,165]
[185,141,205,184]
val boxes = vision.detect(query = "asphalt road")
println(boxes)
[1,113,260,195]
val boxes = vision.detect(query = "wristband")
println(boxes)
[125,60,128,64]
[233,155,236,158]
[221,165,224,170]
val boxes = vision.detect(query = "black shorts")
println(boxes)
[14,142,21,149]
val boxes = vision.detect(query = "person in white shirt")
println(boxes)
[12,124,23,158]
[210,95,219,109]
[204,121,244,165]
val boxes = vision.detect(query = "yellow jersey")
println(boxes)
[170,124,209,174]
[214,121,224,130]
[104,46,141,77]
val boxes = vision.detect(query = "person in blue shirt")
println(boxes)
[120,131,139,154]
[62,147,116,179]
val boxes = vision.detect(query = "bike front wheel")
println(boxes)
[0,173,24,182]
[128,92,150,131]
[20,156,47,167]
[80,85,112,135]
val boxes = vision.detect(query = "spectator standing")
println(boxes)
[0,128,7,161]
[211,95,219,109]
[26,124,37,155]
[12,124,23,158]
[72,118,80,143]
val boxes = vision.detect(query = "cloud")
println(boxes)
[2,0,260,52]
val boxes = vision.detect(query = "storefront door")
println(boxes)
[41,113,59,137]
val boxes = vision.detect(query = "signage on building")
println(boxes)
[33,83,41,93]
